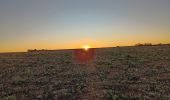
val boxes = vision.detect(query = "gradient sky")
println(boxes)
[0,0,170,52]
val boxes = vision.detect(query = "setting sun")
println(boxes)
[83,45,91,51]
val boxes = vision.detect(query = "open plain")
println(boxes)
[0,45,170,100]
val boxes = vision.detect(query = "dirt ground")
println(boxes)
[0,45,170,100]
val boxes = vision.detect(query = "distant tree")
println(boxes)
[157,43,163,46]
[135,43,153,46]
[144,43,152,46]
[27,49,32,52]
[135,43,143,46]
[27,49,37,52]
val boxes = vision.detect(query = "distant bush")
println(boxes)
[135,43,152,46]
[27,49,37,52]
[135,43,144,46]
[135,43,170,47]
[156,43,163,46]
[144,43,152,46]
[156,43,170,46]
[27,49,48,52]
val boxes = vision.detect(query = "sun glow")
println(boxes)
[83,45,91,51]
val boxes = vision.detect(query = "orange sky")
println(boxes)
[0,0,170,52]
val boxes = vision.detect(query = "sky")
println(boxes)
[0,0,170,52]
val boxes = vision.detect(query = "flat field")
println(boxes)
[0,45,170,100]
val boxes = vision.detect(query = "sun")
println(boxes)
[83,45,91,51]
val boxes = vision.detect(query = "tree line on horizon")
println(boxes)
[135,43,170,46]
[27,43,170,52]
